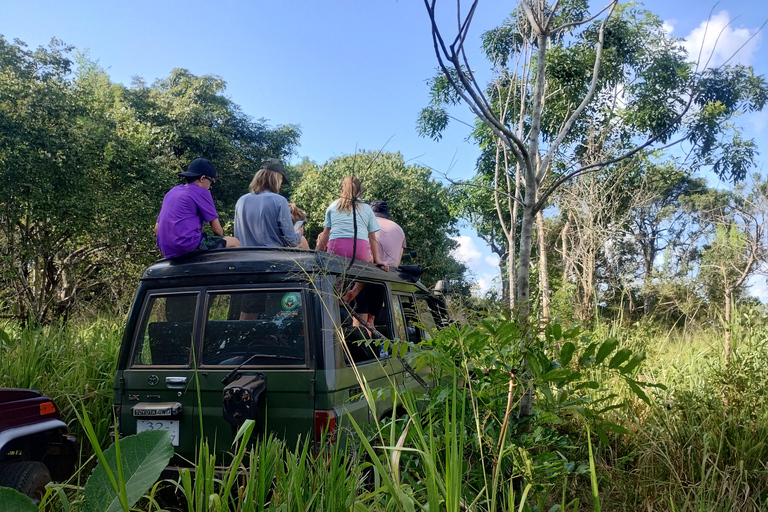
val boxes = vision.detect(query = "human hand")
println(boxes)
[376,260,389,272]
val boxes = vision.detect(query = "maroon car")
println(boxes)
[0,389,78,500]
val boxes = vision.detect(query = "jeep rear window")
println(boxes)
[132,293,198,366]
[201,290,306,366]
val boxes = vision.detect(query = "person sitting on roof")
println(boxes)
[155,158,240,259]
[234,158,304,248]
[315,176,388,270]
[369,201,407,268]
[289,203,310,249]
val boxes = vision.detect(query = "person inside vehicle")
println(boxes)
[234,158,304,248]
[289,203,310,249]
[155,158,240,259]
[369,200,407,268]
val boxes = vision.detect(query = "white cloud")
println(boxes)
[450,235,482,266]
[682,11,761,68]
[473,273,501,296]
[662,20,675,35]
[485,254,501,267]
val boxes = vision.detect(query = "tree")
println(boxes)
[419,1,767,320]
[290,151,466,287]
[623,163,708,317]
[0,36,302,321]
[697,176,768,364]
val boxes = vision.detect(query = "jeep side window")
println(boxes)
[391,295,407,342]
[341,282,392,364]
[400,295,421,343]
[201,290,307,366]
[414,297,437,340]
[132,293,198,366]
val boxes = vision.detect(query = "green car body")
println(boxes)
[113,248,445,464]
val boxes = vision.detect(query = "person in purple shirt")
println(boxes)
[155,158,240,259]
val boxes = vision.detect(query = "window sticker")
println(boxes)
[281,292,301,312]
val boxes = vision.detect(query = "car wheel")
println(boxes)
[0,461,52,501]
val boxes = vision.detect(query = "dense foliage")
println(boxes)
[0,36,302,322]
[291,151,466,287]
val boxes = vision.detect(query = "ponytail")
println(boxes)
[338,176,362,213]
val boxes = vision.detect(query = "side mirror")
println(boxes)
[434,280,451,295]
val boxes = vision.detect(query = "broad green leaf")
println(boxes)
[625,378,651,405]
[83,430,174,512]
[559,342,576,367]
[573,381,600,390]
[601,422,631,435]
[620,353,646,374]
[594,339,619,365]
[541,368,572,382]
[527,354,542,377]
[579,342,598,366]
[608,348,632,369]
[595,424,610,445]
[0,487,37,512]
[536,412,561,424]
[563,326,580,339]
[552,323,562,340]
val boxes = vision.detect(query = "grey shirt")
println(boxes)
[234,191,302,248]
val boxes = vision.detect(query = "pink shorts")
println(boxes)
[327,238,372,262]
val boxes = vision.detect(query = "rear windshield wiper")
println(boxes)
[221,353,303,385]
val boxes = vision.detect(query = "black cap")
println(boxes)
[178,158,217,179]
[370,201,390,218]
[261,158,289,185]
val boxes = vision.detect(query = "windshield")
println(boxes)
[201,290,307,366]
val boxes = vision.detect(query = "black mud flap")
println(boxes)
[222,373,267,433]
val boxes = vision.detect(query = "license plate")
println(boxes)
[136,420,180,446]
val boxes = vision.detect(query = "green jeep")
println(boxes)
[113,248,446,464]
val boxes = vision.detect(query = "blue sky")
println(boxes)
[2,0,767,297]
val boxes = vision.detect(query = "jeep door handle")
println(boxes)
[166,377,187,389]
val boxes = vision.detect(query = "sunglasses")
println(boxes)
[203,176,216,184]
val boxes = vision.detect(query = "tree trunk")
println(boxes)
[724,288,732,366]
[517,203,536,315]
[536,208,550,321]
[500,251,510,305]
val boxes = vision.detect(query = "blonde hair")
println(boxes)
[289,203,306,222]
[338,176,362,214]
[249,169,283,194]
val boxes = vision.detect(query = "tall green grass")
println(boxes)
[0,318,121,447]
[3,312,768,511]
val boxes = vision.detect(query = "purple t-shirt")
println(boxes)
[156,184,219,258]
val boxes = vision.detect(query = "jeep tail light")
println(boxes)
[314,410,337,446]
[40,402,55,416]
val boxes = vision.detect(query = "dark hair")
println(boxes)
[184,176,198,184]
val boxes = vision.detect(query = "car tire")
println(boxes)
[0,461,52,501]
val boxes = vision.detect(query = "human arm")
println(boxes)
[369,232,389,272]
[298,236,309,250]
[277,200,302,247]
[209,218,224,237]
[316,228,331,252]
[154,222,159,234]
